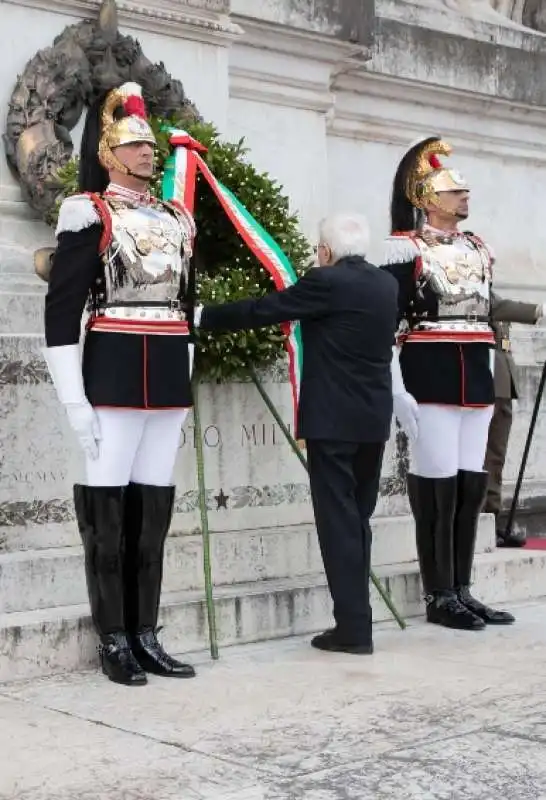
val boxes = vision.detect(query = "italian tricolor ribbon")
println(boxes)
[162,128,303,429]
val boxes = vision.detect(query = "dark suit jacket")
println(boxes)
[200,256,399,442]
[490,292,539,399]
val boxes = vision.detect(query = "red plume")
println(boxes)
[124,96,147,119]
[429,154,442,169]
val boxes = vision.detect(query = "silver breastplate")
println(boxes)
[103,201,191,304]
[417,236,492,318]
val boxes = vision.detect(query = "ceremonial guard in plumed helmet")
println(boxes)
[381,136,515,631]
[42,83,197,685]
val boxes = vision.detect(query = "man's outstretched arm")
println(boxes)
[199,268,331,332]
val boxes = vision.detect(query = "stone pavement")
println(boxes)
[1,602,546,800]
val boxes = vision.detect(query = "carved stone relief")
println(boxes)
[488,0,546,30]
[385,0,546,29]
[489,0,525,19]
[3,0,199,221]
[464,0,545,29]
[520,0,546,30]
[144,0,230,14]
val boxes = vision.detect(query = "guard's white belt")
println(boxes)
[99,305,185,322]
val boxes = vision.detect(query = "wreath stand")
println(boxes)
[192,377,220,660]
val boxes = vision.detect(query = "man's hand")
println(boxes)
[64,401,102,460]
[393,391,420,442]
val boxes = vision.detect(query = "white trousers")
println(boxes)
[85,409,189,487]
[410,404,494,479]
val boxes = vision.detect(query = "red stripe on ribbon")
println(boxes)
[194,154,300,424]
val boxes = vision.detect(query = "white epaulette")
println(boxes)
[56,194,101,238]
[383,234,420,265]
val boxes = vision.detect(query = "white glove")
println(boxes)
[391,345,419,443]
[193,304,204,328]
[42,344,101,460]
[188,343,195,378]
[64,402,102,460]
[536,304,546,325]
[393,393,420,443]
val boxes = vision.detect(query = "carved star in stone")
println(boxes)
[214,489,229,510]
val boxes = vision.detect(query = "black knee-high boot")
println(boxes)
[124,483,195,678]
[454,470,515,625]
[407,474,485,630]
[73,485,147,686]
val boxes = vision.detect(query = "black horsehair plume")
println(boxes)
[78,92,111,193]
[78,91,135,194]
[389,135,441,233]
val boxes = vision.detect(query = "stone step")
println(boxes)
[0,515,495,614]
[0,291,45,334]
[1,548,543,683]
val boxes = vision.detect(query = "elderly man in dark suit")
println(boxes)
[487,293,545,546]
[194,213,399,655]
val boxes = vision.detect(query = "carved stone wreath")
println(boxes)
[4,0,200,224]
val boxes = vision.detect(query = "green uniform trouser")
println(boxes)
[483,397,513,516]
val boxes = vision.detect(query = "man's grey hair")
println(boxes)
[318,212,370,262]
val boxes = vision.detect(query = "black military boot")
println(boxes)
[73,485,147,686]
[453,470,515,626]
[407,474,485,631]
[124,483,195,678]
[496,519,526,549]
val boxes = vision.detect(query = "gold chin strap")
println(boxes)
[426,198,468,219]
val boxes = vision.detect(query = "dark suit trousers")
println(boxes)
[306,439,385,644]
[484,397,513,516]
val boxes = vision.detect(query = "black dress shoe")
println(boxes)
[426,591,485,630]
[311,629,374,655]
[457,586,515,625]
[496,529,526,548]
[100,632,148,686]
[132,630,196,678]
